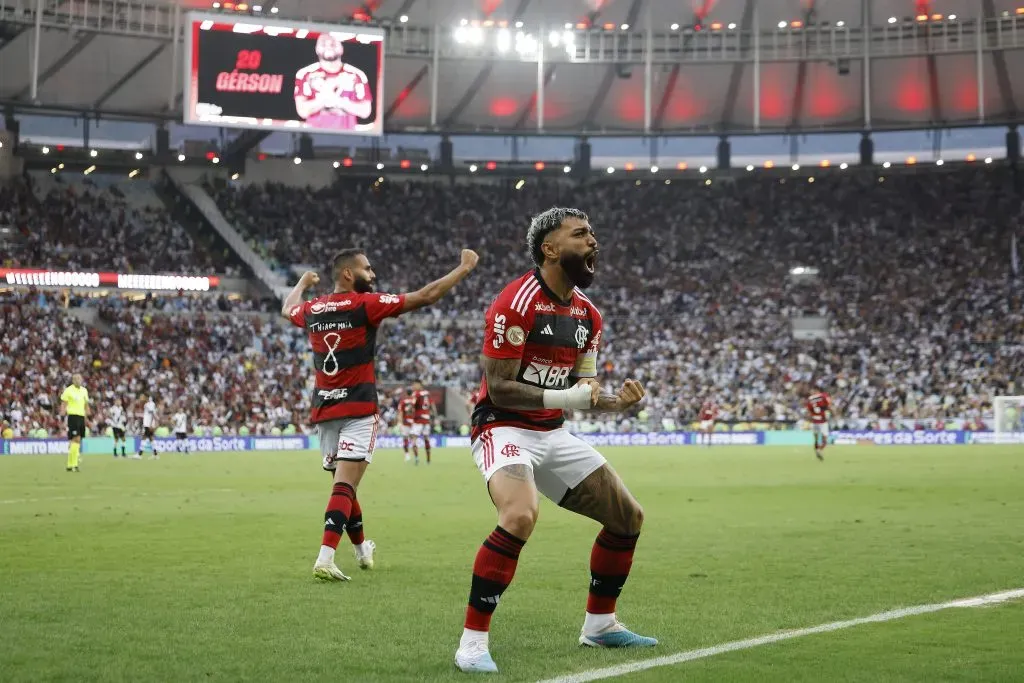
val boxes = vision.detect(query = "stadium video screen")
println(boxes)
[183,13,384,136]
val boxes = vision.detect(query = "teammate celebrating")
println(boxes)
[398,389,418,463]
[173,407,191,454]
[698,398,717,446]
[109,400,128,458]
[283,247,478,581]
[453,208,656,674]
[138,396,159,460]
[59,374,89,472]
[411,380,435,464]
[807,388,833,460]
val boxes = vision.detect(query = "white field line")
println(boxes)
[538,588,1024,683]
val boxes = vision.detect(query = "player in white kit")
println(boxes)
[139,396,159,460]
[172,409,191,454]
[109,401,128,458]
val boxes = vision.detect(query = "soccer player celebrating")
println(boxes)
[109,400,128,458]
[807,387,833,461]
[411,380,435,464]
[283,247,478,581]
[398,389,417,463]
[60,374,89,472]
[454,208,656,674]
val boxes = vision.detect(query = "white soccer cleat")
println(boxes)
[313,561,351,582]
[454,640,498,673]
[579,620,658,648]
[355,539,376,570]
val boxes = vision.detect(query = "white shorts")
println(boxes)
[700,420,714,431]
[400,424,413,437]
[812,422,830,437]
[472,427,607,504]
[411,422,429,437]
[317,415,383,471]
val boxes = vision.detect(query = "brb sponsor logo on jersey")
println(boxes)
[522,361,572,388]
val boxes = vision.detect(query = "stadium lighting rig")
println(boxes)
[453,19,575,57]
[209,1,275,14]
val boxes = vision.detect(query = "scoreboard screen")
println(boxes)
[183,13,385,136]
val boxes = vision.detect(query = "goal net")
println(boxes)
[993,396,1024,444]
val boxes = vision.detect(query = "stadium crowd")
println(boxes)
[1,166,1021,436]
[0,290,310,437]
[210,168,1023,428]
[0,175,241,275]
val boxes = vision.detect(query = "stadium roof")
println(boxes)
[1,0,1023,135]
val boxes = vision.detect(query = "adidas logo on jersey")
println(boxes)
[541,324,554,335]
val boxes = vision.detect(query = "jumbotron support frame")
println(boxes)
[2,0,1024,135]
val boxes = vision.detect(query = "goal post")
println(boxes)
[993,396,1024,443]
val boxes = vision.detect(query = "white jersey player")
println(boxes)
[138,396,159,459]
[172,410,191,453]
[109,402,128,458]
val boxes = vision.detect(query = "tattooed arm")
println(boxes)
[481,357,546,410]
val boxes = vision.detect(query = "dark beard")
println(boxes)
[560,252,595,289]
[353,275,376,293]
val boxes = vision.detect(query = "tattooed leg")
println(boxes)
[560,463,643,535]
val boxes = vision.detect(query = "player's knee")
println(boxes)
[498,504,538,540]
[609,501,643,536]
[629,503,645,534]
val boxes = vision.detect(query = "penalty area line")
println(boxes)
[537,588,1024,683]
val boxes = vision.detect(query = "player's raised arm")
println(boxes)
[400,249,479,313]
[281,271,320,321]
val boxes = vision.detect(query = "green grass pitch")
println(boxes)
[2,445,1023,682]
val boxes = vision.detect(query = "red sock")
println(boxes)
[412,442,419,459]
[402,437,409,453]
[346,496,364,545]
[464,526,525,631]
[587,529,639,614]
[424,439,431,463]
[321,482,355,549]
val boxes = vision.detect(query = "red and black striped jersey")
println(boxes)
[806,392,832,424]
[398,396,416,426]
[700,401,717,421]
[413,389,433,424]
[472,269,603,440]
[288,291,406,423]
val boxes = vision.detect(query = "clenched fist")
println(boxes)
[616,379,646,409]
[460,249,480,271]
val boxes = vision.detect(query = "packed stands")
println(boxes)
[209,168,1023,428]
[2,167,1021,436]
[0,291,307,437]
[0,174,242,275]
